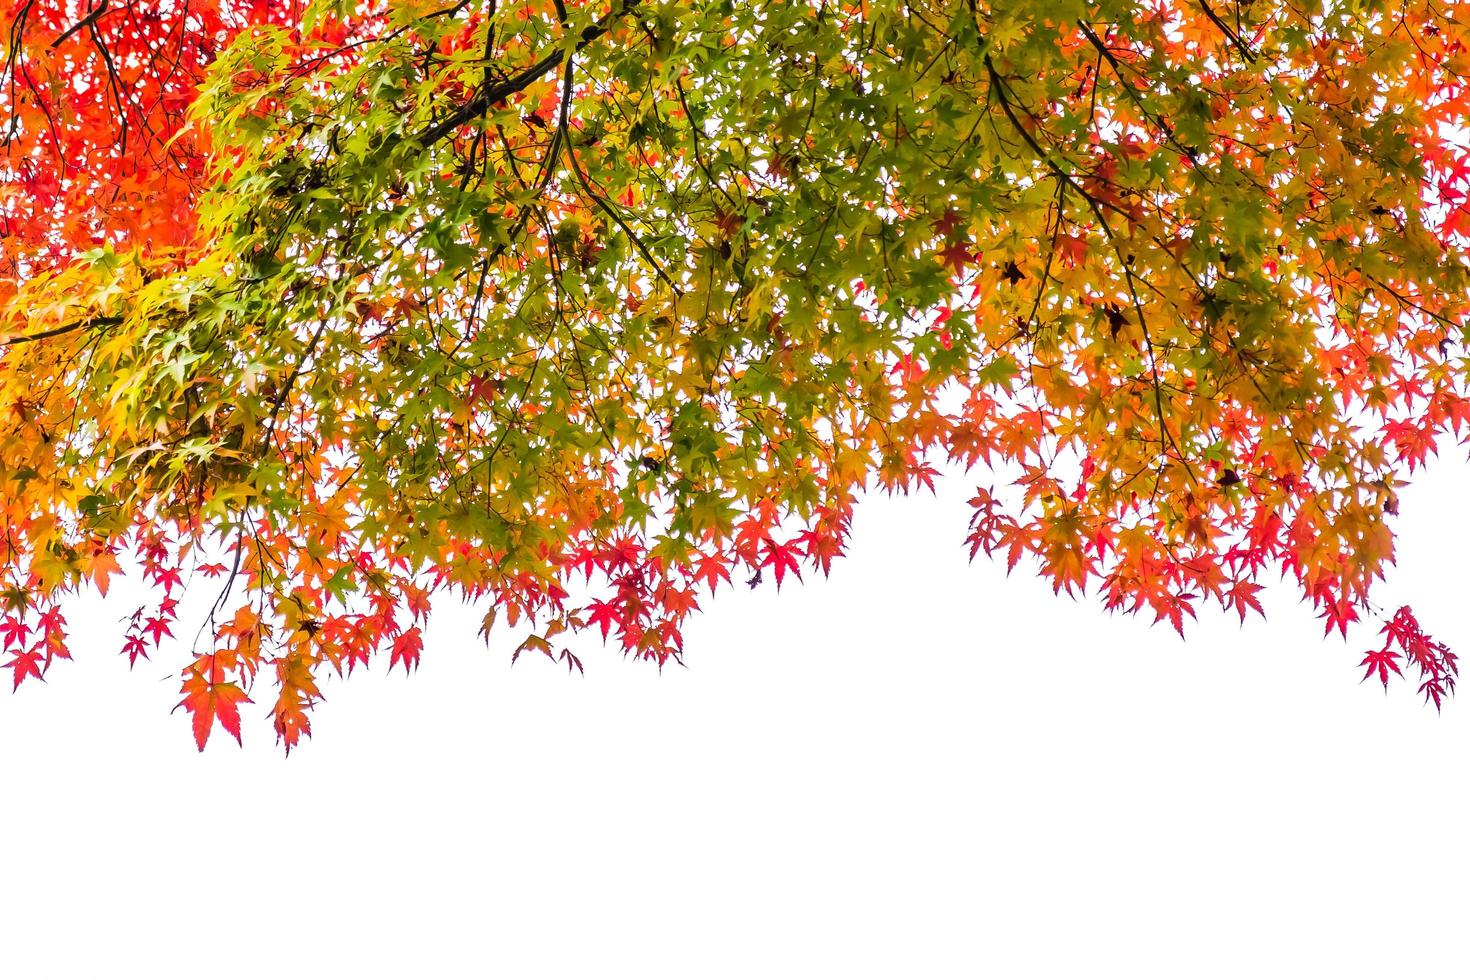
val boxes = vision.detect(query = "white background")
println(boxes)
[2,455,1467,978]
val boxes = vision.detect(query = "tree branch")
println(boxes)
[0,315,120,348]
[557,56,682,296]
[1196,0,1256,63]
[50,1,108,49]
[412,0,640,149]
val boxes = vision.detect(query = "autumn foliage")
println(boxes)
[2,0,1467,750]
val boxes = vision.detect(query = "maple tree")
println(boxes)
[2,0,1468,751]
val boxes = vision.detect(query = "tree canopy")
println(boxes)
[1,0,1466,750]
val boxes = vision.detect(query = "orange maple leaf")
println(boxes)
[175,674,251,752]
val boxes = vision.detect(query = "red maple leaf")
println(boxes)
[937,240,974,275]
[794,528,845,577]
[152,565,184,593]
[4,646,45,691]
[0,617,29,649]
[761,538,804,589]
[933,209,964,237]
[689,552,732,592]
[144,615,174,645]
[121,634,150,667]
[1359,647,1403,690]
[586,598,621,640]
[35,606,65,638]
[1224,581,1266,623]
[1421,676,1453,712]
[389,626,423,674]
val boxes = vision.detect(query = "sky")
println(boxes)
[2,453,1468,978]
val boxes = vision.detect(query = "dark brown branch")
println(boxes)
[413,0,639,149]
[0,315,120,347]
[983,55,1121,240]
[1196,0,1256,63]
[1076,21,1200,162]
[49,0,107,49]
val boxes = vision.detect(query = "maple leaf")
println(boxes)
[4,646,45,691]
[0,617,30,650]
[36,606,65,636]
[1360,647,1403,690]
[389,626,424,674]
[512,633,553,666]
[121,634,150,667]
[1316,594,1359,639]
[175,676,252,752]
[90,550,122,596]
[937,240,974,275]
[933,209,964,238]
[1057,234,1088,266]
[1382,419,1437,471]
[1104,305,1129,339]
[1224,582,1265,624]
[1421,677,1452,712]
[273,699,313,754]
[793,528,845,577]
[403,585,432,623]
[152,565,184,593]
[761,538,804,590]
[689,552,732,592]
[586,598,621,640]
[144,616,174,645]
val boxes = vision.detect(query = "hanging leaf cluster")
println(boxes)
[3,0,1468,749]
